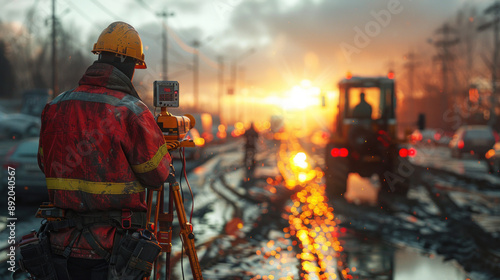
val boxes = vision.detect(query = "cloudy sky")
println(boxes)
[0,0,494,120]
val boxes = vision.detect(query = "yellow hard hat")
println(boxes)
[92,21,146,69]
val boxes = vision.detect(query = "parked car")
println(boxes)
[449,125,497,159]
[436,131,454,146]
[486,142,500,176]
[409,129,441,145]
[2,137,48,201]
[0,108,41,140]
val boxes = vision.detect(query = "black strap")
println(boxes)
[46,220,77,231]
[47,211,147,232]
[62,229,81,258]
[109,229,124,266]
[67,211,147,229]
[82,227,111,261]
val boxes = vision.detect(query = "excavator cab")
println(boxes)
[325,73,412,200]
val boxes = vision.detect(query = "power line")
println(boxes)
[135,0,157,16]
[64,0,103,29]
[51,0,57,99]
[89,0,122,20]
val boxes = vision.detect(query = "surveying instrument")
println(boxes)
[148,81,203,279]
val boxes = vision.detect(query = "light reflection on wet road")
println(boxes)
[280,136,477,280]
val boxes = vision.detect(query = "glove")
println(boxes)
[166,140,181,150]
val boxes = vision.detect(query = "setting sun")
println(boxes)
[282,80,321,110]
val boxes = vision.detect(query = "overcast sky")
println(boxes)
[0,0,495,117]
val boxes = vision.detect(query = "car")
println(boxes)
[449,125,497,159]
[437,131,454,146]
[409,129,441,145]
[2,137,48,202]
[0,108,41,140]
[486,142,500,176]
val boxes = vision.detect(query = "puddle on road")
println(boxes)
[394,248,468,280]
[337,173,471,280]
[344,173,379,206]
[339,237,469,280]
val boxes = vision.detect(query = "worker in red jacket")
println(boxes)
[35,22,170,280]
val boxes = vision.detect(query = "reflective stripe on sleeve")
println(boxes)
[131,143,169,174]
[46,178,144,194]
[50,91,145,115]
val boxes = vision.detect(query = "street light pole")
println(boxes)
[157,10,174,80]
[230,48,255,124]
[478,1,500,126]
[51,0,58,99]
[218,56,224,123]
[193,40,200,110]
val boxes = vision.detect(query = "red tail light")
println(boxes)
[387,71,395,79]
[458,140,464,149]
[408,148,417,157]
[399,148,408,157]
[434,133,441,141]
[331,148,349,157]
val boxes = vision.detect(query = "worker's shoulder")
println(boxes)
[116,94,149,116]
[50,88,149,116]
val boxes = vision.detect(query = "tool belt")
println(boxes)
[43,209,148,261]
[108,229,162,280]
[18,223,58,280]
[20,205,161,280]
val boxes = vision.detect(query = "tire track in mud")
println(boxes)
[330,163,500,280]
[416,166,500,279]
[191,145,295,277]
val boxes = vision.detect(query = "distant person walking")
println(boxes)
[244,122,259,170]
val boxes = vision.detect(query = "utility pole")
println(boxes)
[465,10,477,89]
[230,60,236,124]
[157,10,174,80]
[404,51,418,121]
[433,23,459,122]
[192,40,200,110]
[229,48,255,124]
[217,56,224,123]
[239,67,246,122]
[51,0,58,99]
[478,1,500,126]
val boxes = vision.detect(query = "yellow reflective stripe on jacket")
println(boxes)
[39,147,43,157]
[131,143,169,174]
[46,178,144,194]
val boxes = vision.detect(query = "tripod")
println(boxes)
[146,170,204,280]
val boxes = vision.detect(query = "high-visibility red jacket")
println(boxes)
[38,62,171,259]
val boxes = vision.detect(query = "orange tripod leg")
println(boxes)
[171,182,204,280]
[148,178,203,280]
